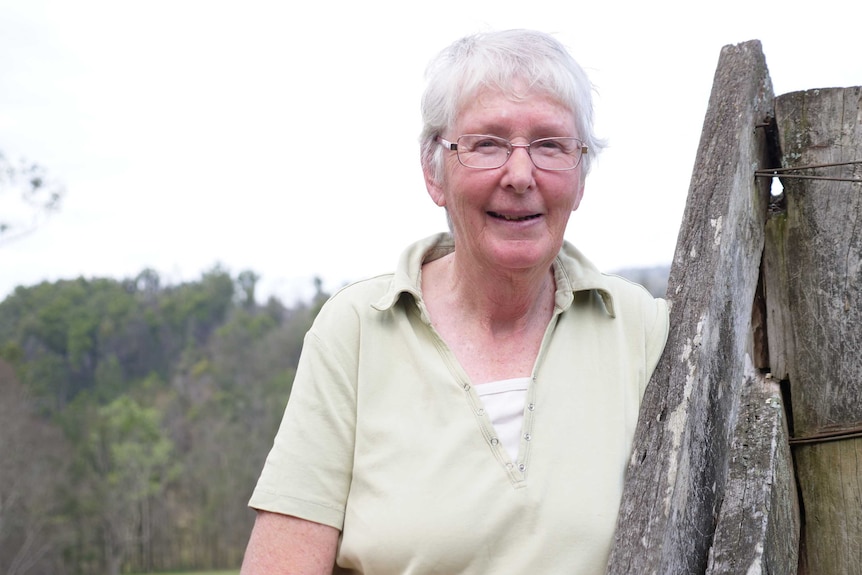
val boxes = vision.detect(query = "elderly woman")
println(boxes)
[241,29,668,574]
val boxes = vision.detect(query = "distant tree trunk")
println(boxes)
[105,526,122,575]
[78,396,174,575]
[765,86,862,575]
[0,360,71,575]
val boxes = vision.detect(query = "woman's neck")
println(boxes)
[426,251,556,334]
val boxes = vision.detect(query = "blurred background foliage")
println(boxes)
[0,267,326,575]
[0,151,64,245]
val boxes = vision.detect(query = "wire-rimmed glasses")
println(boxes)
[438,134,588,171]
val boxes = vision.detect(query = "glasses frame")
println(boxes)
[438,134,588,171]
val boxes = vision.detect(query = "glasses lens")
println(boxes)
[529,138,583,170]
[456,135,510,169]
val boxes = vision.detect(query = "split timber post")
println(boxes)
[605,39,796,574]
[608,40,862,574]
[765,87,862,574]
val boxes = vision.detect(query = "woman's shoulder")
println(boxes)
[557,241,666,317]
[600,273,669,349]
[600,272,664,306]
[314,234,451,324]
[314,273,397,321]
[609,271,666,317]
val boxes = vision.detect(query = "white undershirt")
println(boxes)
[475,377,531,461]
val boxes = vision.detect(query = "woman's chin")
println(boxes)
[480,239,558,273]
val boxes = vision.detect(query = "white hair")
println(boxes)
[420,29,605,184]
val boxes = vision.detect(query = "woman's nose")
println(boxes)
[503,146,536,192]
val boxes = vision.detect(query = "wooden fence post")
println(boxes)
[764,86,862,575]
[607,40,800,574]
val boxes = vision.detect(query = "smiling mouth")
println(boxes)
[488,211,542,222]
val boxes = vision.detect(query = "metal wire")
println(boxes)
[755,160,862,183]
[789,426,862,447]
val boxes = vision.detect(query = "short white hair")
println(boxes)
[420,29,605,183]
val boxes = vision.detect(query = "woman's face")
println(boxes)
[425,87,585,275]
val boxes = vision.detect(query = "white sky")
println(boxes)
[1,0,860,304]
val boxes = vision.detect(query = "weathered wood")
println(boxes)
[608,40,786,573]
[793,440,862,574]
[764,86,862,575]
[767,87,862,436]
[705,369,798,574]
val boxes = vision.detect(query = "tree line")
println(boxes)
[0,267,327,575]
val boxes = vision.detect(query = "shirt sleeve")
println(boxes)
[248,322,358,530]
[642,297,670,398]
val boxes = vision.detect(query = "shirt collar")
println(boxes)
[373,233,616,318]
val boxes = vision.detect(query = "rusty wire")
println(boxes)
[789,425,862,447]
[755,160,862,183]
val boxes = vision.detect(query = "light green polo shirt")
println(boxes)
[249,233,668,574]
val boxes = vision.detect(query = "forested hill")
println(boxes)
[0,267,328,575]
[0,265,668,575]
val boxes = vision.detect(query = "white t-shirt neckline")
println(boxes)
[475,377,531,461]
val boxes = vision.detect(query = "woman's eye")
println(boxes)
[537,140,564,151]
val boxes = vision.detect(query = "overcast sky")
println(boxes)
[2,0,860,303]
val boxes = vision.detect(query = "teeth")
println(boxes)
[490,211,539,221]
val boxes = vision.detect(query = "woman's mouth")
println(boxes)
[488,211,541,222]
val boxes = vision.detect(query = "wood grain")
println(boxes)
[607,40,800,574]
[765,86,862,575]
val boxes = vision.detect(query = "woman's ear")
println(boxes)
[571,180,586,212]
[423,165,446,207]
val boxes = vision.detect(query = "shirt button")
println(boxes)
[528,403,535,411]
[476,408,485,416]
[518,463,526,472]
[524,433,532,441]
[463,383,471,391]
[490,437,499,446]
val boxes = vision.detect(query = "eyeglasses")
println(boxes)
[438,134,588,171]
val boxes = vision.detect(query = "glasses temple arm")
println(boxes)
[437,137,458,151]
